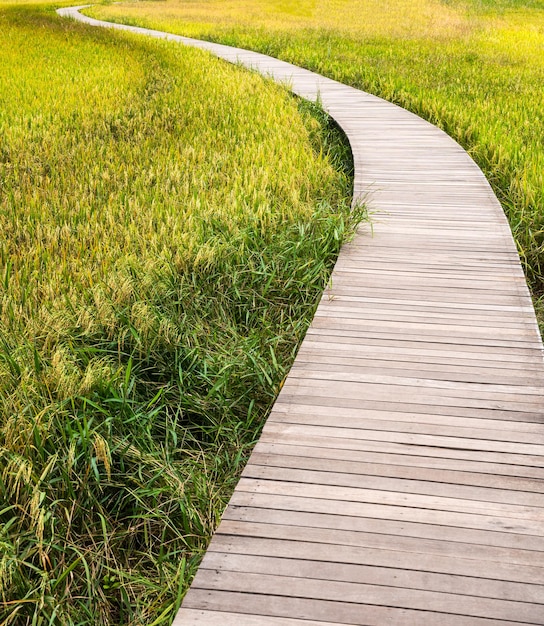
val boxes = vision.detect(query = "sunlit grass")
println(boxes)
[90,0,477,39]
[91,0,544,322]
[0,4,358,623]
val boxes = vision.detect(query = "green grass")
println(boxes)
[90,0,544,326]
[0,4,360,623]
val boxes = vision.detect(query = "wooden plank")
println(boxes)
[309,318,536,341]
[247,451,544,493]
[198,552,544,604]
[324,292,533,309]
[222,505,544,551]
[326,276,517,292]
[286,367,544,397]
[305,328,544,356]
[241,464,544,507]
[269,406,544,441]
[318,287,534,309]
[329,271,526,291]
[319,293,537,315]
[277,380,544,412]
[270,401,544,432]
[276,391,544,421]
[235,478,544,522]
[253,441,544,480]
[208,535,544,584]
[190,570,544,623]
[260,423,544,462]
[291,354,544,386]
[281,382,544,412]
[174,608,347,626]
[298,345,540,369]
[312,306,536,329]
[298,340,544,370]
[216,519,544,567]
[228,489,544,537]
[172,607,342,626]
[258,429,544,472]
[312,308,538,332]
[309,319,539,346]
[181,589,525,626]
[269,403,544,438]
[303,332,543,357]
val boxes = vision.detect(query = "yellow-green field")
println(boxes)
[0,3,358,623]
[92,0,544,323]
[4,0,544,623]
[91,0,484,39]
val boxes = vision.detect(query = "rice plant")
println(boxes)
[91,0,544,329]
[0,3,360,623]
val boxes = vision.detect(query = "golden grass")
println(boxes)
[91,0,544,316]
[93,0,477,39]
[1,4,357,623]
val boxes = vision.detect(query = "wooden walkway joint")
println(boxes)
[59,7,544,625]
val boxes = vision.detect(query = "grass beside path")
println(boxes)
[0,4,359,623]
[90,0,544,328]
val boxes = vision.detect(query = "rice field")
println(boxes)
[91,0,544,325]
[4,0,544,622]
[0,3,358,623]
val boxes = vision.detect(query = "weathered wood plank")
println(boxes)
[286,367,544,397]
[216,519,544,567]
[228,489,544,536]
[180,589,526,626]
[260,423,544,462]
[197,552,544,604]
[222,505,544,551]
[275,382,544,414]
[268,412,544,444]
[173,609,347,626]
[258,429,544,471]
[269,403,544,437]
[308,318,539,345]
[207,535,544,584]
[275,391,544,420]
[241,464,544,506]
[252,441,544,479]
[305,327,543,354]
[189,570,544,623]
[247,451,544,493]
[298,340,544,370]
[291,355,544,386]
[235,478,544,522]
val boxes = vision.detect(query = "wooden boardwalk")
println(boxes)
[60,7,544,624]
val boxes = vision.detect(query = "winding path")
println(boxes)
[59,7,544,624]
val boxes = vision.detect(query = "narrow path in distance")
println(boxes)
[59,7,544,625]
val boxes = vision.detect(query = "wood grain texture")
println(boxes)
[58,8,544,624]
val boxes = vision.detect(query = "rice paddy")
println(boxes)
[4,0,544,622]
[0,3,358,623]
[91,0,544,325]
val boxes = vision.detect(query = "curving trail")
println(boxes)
[59,6,544,625]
